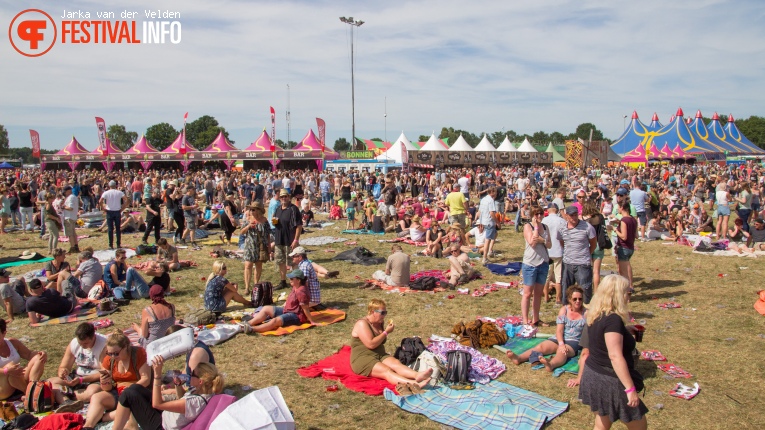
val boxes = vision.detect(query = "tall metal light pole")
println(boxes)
[384,96,388,164]
[287,84,291,148]
[340,16,364,150]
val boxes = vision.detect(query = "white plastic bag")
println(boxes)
[210,386,295,430]
[146,327,194,363]
[195,324,242,346]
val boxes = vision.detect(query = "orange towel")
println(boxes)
[260,308,347,336]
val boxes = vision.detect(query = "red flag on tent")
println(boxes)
[316,118,326,152]
[270,107,276,152]
[29,130,40,158]
[95,117,107,156]
[181,112,188,155]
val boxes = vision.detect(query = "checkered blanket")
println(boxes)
[384,380,568,430]
[493,338,580,377]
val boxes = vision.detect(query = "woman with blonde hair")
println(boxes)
[241,201,271,294]
[109,358,224,430]
[203,261,251,313]
[350,299,432,390]
[579,275,647,430]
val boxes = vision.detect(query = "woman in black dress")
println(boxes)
[220,191,238,246]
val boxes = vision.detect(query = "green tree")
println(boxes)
[185,115,233,149]
[549,132,565,143]
[737,116,765,149]
[0,124,8,151]
[334,137,351,151]
[418,135,430,143]
[532,131,550,144]
[570,123,604,141]
[145,123,178,151]
[106,124,138,151]
[489,131,507,146]
[194,127,232,150]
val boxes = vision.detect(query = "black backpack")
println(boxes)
[409,276,438,291]
[393,337,426,366]
[251,282,274,308]
[443,350,472,385]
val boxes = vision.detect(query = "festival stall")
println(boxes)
[283,129,339,171]
[89,138,123,171]
[234,130,282,171]
[41,136,91,170]
[188,131,239,170]
[159,132,197,171]
[119,135,160,171]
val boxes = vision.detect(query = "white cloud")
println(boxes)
[1,0,763,150]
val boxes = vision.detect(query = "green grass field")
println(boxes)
[3,212,764,429]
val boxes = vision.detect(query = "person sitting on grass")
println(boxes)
[0,269,27,323]
[445,244,474,287]
[26,278,77,324]
[505,286,586,371]
[0,319,48,401]
[164,325,215,391]
[203,261,251,313]
[240,269,315,334]
[43,248,70,289]
[425,223,445,257]
[132,285,176,347]
[156,238,181,271]
[103,248,128,293]
[113,261,170,300]
[349,299,431,389]
[108,357,223,430]
[57,250,103,299]
[49,322,107,411]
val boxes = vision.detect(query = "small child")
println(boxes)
[346,195,359,229]
[329,200,342,220]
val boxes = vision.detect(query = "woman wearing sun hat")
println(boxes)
[240,201,271,294]
[240,269,314,333]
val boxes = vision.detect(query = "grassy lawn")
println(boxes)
[3,212,764,429]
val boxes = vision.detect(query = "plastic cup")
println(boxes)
[634,324,645,342]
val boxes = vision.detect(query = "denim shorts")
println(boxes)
[636,211,647,226]
[484,225,497,240]
[521,262,549,286]
[591,247,604,260]
[274,307,301,327]
[547,337,582,353]
[717,205,731,216]
[322,193,331,203]
[616,247,634,261]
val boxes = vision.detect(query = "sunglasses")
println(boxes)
[105,347,124,357]
[571,297,583,302]
[374,310,388,315]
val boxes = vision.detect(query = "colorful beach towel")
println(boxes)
[493,338,580,377]
[296,345,395,396]
[365,279,446,294]
[29,306,114,327]
[0,256,53,270]
[198,236,240,246]
[486,262,523,276]
[384,380,568,430]
[259,309,346,336]
[341,229,385,235]
[57,235,91,243]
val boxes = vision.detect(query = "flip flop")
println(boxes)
[396,383,413,396]
[532,320,550,328]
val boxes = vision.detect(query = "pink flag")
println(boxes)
[181,112,188,155]
[316,118,326,152]
[95,117,107,156]
[270,107,276,153]
[401,139,408,166]
[29,130,40,158]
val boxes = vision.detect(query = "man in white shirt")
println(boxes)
[478,187,498,265]
[458,174,470,199]
[542,204,566,304]
[467,224,486,254]
[62,186,80,253]
[99,181,126,249]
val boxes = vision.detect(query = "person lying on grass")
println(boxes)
[506,286,586,372]
[240,269,315,333]
[349,299,431,389]
[0,319,47,401]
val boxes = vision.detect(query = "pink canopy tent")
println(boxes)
[292,129,340,171]
[244,130,283,170]
[162,132,196,171]
[56,136,90,170]
[647,142,661,160]
[659,143,673,160]
[90,138,123,171]
[620,142,647,163]
[202,131,238,169]
[124,135,159,171]
[672,144,688,159]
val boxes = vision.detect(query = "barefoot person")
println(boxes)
[240,269,315,333]
[349,299,432,389]
[0,319,48,400]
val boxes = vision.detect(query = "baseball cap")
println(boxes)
[565,206,579,215]
[288,246,307,257]
[620,179,630,185]
[286,269,306,279]
[755,218,765,224]
[63,185,72,192]
[616,188,629,196]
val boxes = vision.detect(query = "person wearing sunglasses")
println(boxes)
[240,269,315,334]
[83,332,151,429]
[350,299,431,389]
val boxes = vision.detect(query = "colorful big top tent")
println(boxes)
[497,136,517,152]
[475,134,496,151]
[659,143,674,159]
[647,113,663,131]
[722,114,765,154]
[517,137,538,152]
[651,108,723,159]
[419,133,448,151]
[610,111,652,156]
[687,110,743,155]
[90,138,123,171]
[291,129,339,171]
[449,134,473,151]
[359,138,392,156]
[620,141,647,163]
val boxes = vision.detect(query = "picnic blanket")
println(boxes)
[384,380,568,430]
[29,306,116,327]
[57,235,91,243]
[692,249,765,258]
[198,236,240,246]
[161,229,209,239]
[493,338,580,377]
[341,229,385,235]
[299,236,348,246]
[486,262,523,276]
[94,249,137,263]
[366,279,446,294]
[296,345,395,396]
[0,256,53,269]
[260,309,346,336]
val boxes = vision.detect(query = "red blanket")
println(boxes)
[296,345,396,396]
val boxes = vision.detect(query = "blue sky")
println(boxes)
[1,0,764,151]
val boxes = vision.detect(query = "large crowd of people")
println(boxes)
[0,159,762,429]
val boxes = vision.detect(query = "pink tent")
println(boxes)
[56,136,90,170]
[124,135,160,171]
[162,132,196,171]
[90,138,123,172]
[244,130,284,152]
[647,142,661,159]
[292,129,340,171]
[659,143,673,160]
[620,142,647,163]
[203,131,238,169]
[672,144,688,160]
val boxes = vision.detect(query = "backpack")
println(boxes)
[393,337,427,366]
[408,276,438,291]
[593,215,612,250]
[136,244,158,256]
[185,309,217,326]
[443,350,471,385]
[412,351,445,381]
[250,282,274,308]
[1,413,37,430]
[24,381,53,413]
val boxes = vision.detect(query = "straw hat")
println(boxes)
[19,250,37,260]
[248,201,265,213]
[449,222,463,231]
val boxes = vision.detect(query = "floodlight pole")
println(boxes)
[340,16,364,150]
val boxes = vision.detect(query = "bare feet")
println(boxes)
[414,378,430,389]
[505,351,521,365]
[415,368,433,382]
[539,356,553,372]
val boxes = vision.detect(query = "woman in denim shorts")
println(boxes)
[521,207,552,327]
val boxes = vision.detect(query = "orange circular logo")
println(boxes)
[8,9,57,57]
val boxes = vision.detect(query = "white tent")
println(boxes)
[393,131,418,151]
[420,133,448,151]
[497,136,517,152]
[517,137,538,152]
[449,134,474,151]
[475,134,496,151]
[375,140,405,163]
